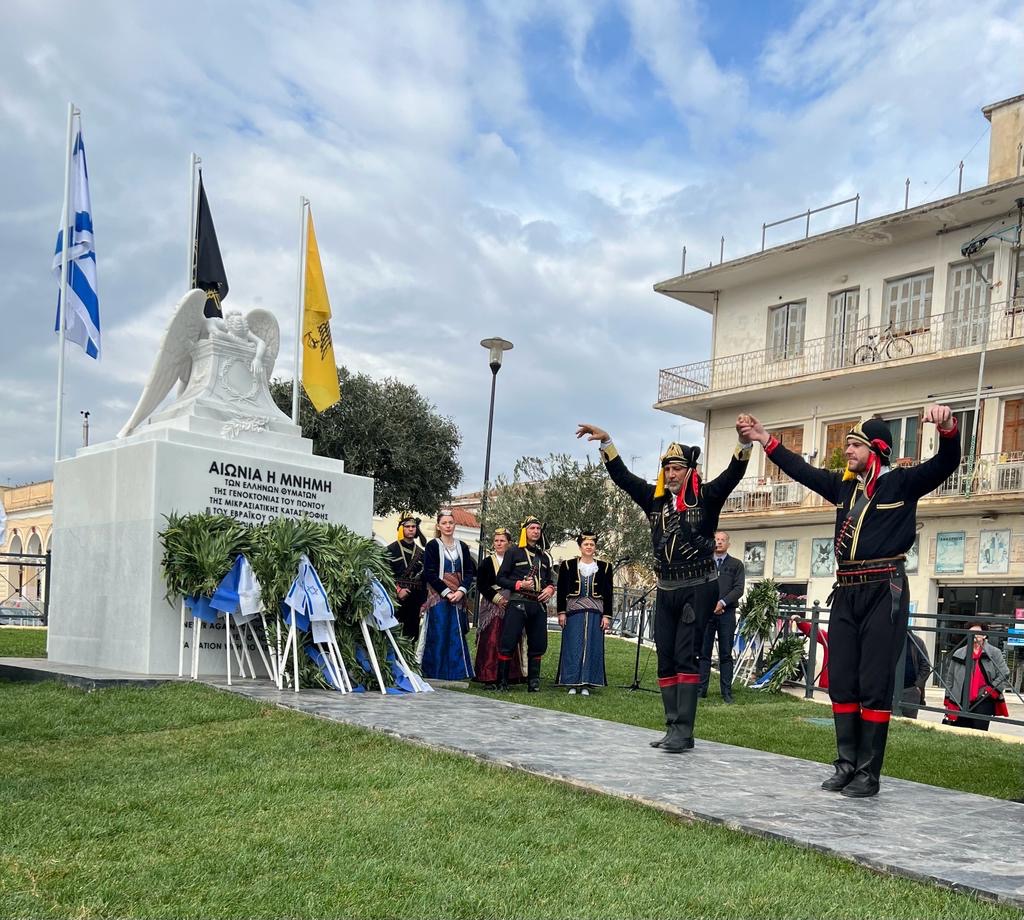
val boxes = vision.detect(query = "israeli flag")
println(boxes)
[52,117,100,359]
[367,571,400,631]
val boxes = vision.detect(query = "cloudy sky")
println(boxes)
[2,0,1022,491]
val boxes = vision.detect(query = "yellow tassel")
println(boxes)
[653,468,666,498]
[842,468,857,482]
[518,528,527,547]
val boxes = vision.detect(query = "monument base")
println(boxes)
[48,427,373,676]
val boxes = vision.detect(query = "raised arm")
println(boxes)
[576,423,654,513]
[899,406,961,498]
[702,420,754,504]
[739,413,844,505]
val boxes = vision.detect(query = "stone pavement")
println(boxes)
[214,680,1024,909]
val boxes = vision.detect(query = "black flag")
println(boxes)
[194,171,229,318]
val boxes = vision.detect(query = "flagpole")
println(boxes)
[54,102,78,465]
[292,196,309,424]
[186,153,200,289]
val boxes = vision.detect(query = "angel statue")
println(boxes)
[119,289,286,438]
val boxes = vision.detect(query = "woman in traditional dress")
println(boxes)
[555,530,613,694]
[473,528,526,689]
[419,510,476,680]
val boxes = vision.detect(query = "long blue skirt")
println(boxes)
[556,609,607,687]
[420,600,474,680]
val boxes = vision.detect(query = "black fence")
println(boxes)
[797,601,1022,730]
[0,551,50,626]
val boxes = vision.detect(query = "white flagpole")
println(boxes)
[291,196,309,423]
[54,102,78,464]
[186,153,200,290]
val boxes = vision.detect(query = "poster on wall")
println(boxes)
[773,539,798,578]
[977,529,1010,575]
[905,536,919,574]
[810,538,833,577]
[935,531,965,574]
[743,541,766,576]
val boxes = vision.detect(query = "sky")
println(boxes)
[1,0,1022,493]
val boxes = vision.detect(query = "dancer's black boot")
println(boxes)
[841,716,889,798]
[496,658,510,692]
[821,708,860,791]
[527,656,541,693]
[650,682,679,748]
[662,681,698,753]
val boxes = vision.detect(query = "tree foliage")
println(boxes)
[486,453,653,581]
[271,369,462,516]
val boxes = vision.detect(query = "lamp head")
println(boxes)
[480,337,513,373]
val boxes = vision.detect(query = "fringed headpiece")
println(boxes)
[653,442,702,508]
[843,418,893,499]
[396,512,424,545]
[518,515,547,549]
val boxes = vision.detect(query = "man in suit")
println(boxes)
[698,531,745,703]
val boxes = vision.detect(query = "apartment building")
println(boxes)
[653,95,1024,663]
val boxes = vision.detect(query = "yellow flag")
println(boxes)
[301,209,341,412]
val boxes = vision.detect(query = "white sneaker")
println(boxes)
[581,688,590,696]
[568,688,577,695]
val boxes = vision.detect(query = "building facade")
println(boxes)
[1,481,53,618]
[654,96,1024,668]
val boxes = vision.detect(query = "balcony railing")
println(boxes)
[720,451,1024,516]
[658,300,1024,402]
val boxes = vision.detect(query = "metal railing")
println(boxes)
[761,195,860,251]
[0,552,51,626]
[795,603,1022,729]
[658,300,1024,403]
[719,451,1024,516]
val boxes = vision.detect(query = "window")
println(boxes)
[823,419,859,469]
[882,414,921,461]
[827,288,859,367]
[768,425,804,482]
[767,301,806,361]
[951,406,978,448]
[884,270,933,333]
[945,258,992,348]
[1002,398,1024,456]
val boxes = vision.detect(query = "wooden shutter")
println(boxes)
[769,425,804,481]
[1003,399,1024,456]
[824,419,859,469]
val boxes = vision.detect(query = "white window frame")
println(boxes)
[767,300,806,362]
[883,270,933,334]
[882,413,921,461]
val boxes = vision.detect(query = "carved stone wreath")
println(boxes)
[221,416,270,439]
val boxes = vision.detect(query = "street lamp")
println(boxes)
[475,337,513,624]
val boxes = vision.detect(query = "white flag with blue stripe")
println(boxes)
[52,117,100,359]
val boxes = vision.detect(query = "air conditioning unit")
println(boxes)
[772,481,802,506]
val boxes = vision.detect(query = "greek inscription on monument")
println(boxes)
[205,459,333,524]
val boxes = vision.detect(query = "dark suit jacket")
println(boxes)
[714,554,745,612]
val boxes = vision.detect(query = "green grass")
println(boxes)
[0,681,1018,920]
[458,632,1024,801]
[0,627,47,659]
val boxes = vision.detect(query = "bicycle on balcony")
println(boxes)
[853,323,914,364]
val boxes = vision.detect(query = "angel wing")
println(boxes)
[246,309,280,378]
[118,290,208,437]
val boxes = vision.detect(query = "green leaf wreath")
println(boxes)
[158,512,417,691]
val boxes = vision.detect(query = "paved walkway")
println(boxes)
[214,680,1024,909]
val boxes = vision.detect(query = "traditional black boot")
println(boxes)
[496,658,510,692]
[527,656,541,693]
[662,681,698,753]
[841,716,889,798]
[650,682,679,748]
[821,708,860,791]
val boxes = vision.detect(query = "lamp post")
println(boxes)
[475,337,513,624]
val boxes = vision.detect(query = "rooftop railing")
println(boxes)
[658,300,1024,403]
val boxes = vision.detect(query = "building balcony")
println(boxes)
[720,451,1024,524]
[657,301,1024,417]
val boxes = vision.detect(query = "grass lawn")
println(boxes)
[0,627,46,659]
[1,680,1018,920]
[457,632,1024,801]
